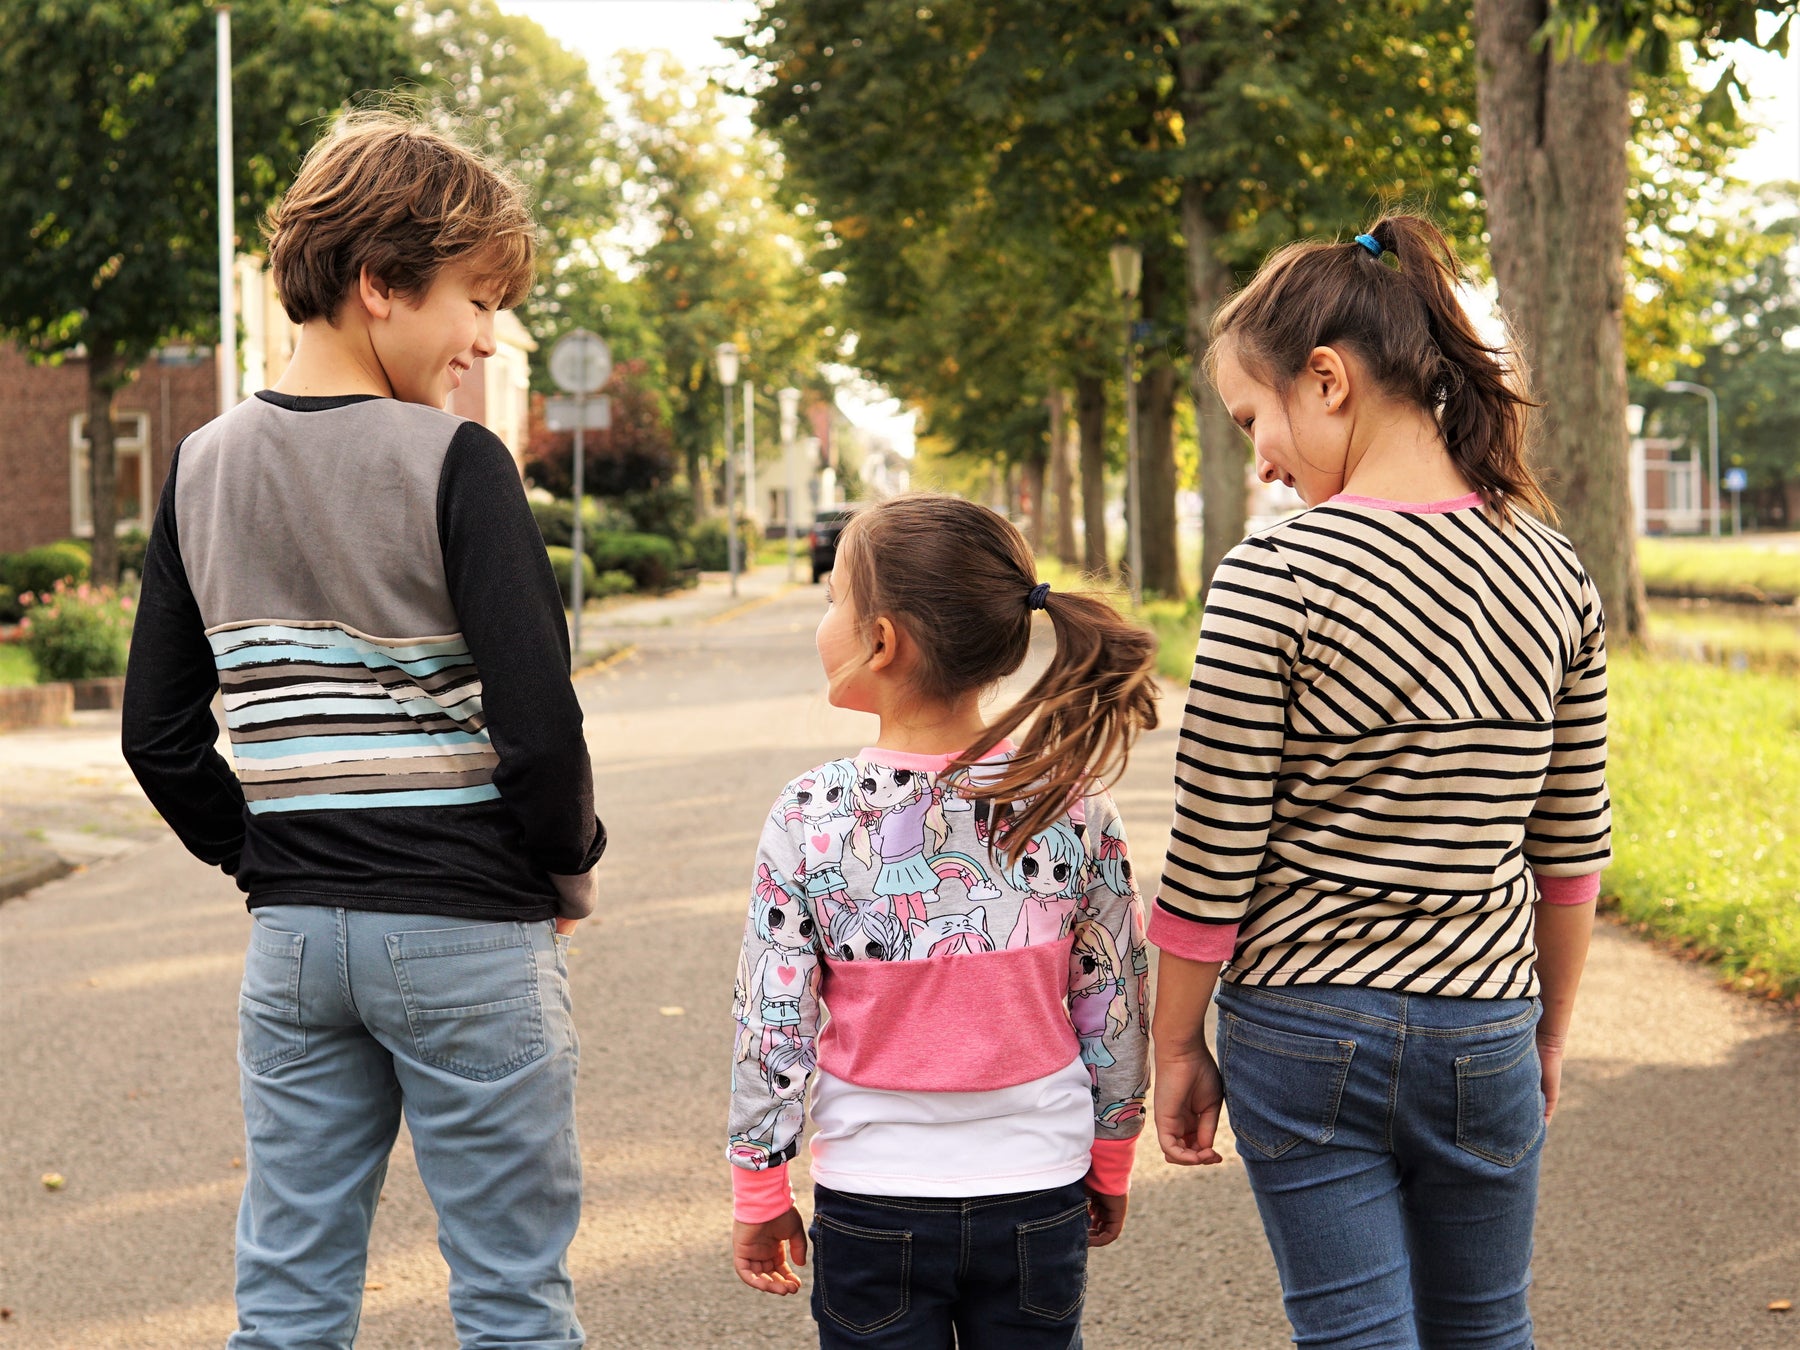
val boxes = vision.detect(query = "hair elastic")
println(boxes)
[1354,233,1382,258]
[1027,581,1052,610]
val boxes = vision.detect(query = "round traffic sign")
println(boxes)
[549,329,613,394]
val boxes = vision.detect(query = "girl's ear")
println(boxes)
[1306,345,1351,413]
[867,615,898,674]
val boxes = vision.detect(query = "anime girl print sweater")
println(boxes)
[726,743,1150,1222]
[122,391,603,918]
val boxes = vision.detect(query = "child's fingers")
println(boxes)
[788,1225,808,1267]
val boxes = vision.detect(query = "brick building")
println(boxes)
[0,260,537,556]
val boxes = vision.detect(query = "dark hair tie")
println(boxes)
[1027,581,1051,611]
[1354,233,1383,258]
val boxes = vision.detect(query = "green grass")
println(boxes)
[1606,653,1800,1003]
[1646,602,1800,674]
[1637,535,1800,602]
[0,645,36,687]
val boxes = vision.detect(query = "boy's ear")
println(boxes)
[357,265,395,321]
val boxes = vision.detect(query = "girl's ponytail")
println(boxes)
[834,494,1159,850]
[1211,212,1553,522]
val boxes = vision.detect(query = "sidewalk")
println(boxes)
[574,562,798,638]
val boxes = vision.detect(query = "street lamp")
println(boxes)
[779,386,802,582]
[715,342,741,596]
[1110,242,1144,606]
[1664,381,1720,539]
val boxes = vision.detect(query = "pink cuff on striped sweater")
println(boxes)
[1087,1137,1139,1195]
[731,1163,795,1223]
[1533,871,1602,906]
[1147,903,1239,963]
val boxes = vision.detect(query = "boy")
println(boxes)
[122,111,602,1347]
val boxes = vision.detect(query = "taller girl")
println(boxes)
[1152,215,1610,1349]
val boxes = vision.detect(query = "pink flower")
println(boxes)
[18,591,35,606]
[120,596,134,611]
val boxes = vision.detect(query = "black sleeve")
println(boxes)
[121,447,248,873]
[438,422,605,876]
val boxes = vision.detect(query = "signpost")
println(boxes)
[1724,467,1748,536]
[547,330,612,664]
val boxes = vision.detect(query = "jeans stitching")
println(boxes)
[1225,983,1401,1029]
[336,908,356,1017]
[387,925,545,1081]
[1016,1202,1090,1321]
[1454,1032,1545,1166]
[816,1214,911,1333]
[1222,1016,1355,1159]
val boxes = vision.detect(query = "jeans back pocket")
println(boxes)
[813,1214,912,1334]
[1454,1030,1545,1166]
[1016,1200,1090,1322]
[387,922,545,1082]
[1221,1011,1356,1160]
[239,923,306,1075]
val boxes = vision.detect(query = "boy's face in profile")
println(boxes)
[365,259,504,409]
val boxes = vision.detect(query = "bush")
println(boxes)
[586,532,681,591]
[688,517,763,572]
[117,529,149,577]
[0,584,18,625]
[18,579,132,681]
[545,547,599,606]
[0,541,91,600]
[593,569,636,599]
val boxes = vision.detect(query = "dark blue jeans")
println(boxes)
[1216,981,1545,1350]
[809,1182,1088,1349]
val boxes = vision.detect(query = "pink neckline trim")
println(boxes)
[1328,491,1484,514]
[857,739,1017,772]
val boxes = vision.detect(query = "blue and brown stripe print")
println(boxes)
[207,620,501,814]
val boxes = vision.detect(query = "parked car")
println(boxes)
[808,507,856,583]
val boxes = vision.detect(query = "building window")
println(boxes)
[70,413,153,536]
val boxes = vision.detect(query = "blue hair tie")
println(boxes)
[1354,233,1383,258]
[1027,581,1051,611]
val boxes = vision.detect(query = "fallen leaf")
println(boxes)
[1,1307,12,1320]
[365,1282,385,1291]
[40,1173,65,1191]
[230,1157,243,1169]
[659,1006,686,1016]
[1770,1300,1792,1313]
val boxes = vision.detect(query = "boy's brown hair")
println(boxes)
[266,109,536,325]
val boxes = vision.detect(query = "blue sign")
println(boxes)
[1724,468,1748,493]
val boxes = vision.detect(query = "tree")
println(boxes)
[522,359,678,501]
[0,0,411,582]
[1474,0,1796,640]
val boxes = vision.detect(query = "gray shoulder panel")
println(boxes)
[176,396,467,637]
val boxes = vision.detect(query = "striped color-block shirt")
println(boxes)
[1149,492,1610,999]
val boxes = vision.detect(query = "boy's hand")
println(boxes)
[733,1208,808,1295]
[1154,1044,1225,1166]
[553,917,580,937]
[1084,1182,1128,1247]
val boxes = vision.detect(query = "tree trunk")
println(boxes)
[1136,250,1183,600]
[1475,0,1647,640]
[86,348,121,586]
[1136,362,1182,599]
[1047,386,1078,565]
[1075,373,1109,576]
[1021,450,1047,553]
[1183,185,1247,603]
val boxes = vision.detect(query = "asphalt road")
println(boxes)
[2,582,1795,1348]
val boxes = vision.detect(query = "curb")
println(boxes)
[572,643,637,679]
[702,585,798,627]
[0,852,75,903]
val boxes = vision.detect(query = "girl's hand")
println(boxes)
[1537,1028,1567,1121]
[733,1208,808,1295]
[1154,1045,1224,1166]
[1084,1182,1128,1247]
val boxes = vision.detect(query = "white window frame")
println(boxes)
[69,412,153,536]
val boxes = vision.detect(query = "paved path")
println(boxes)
[2,582,1796,1347]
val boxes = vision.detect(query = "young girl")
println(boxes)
[727,493,1160,1347]
[1151,215,1610,1349]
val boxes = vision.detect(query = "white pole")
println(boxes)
[216,5,236,415]
[724,385,739,597]
[571,392,585,662]
[744,381,757,529]
[1124,314,1143,607]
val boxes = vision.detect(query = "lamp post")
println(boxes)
[1664,381,1720,539]
[1110,242,1144,606]
[715,343,741,596]
[779,387,802,582]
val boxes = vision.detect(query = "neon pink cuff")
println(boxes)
[1147,903,1239,962]
[731,1163,795,1223]
[1533,871,1602,906]
[1087,1137,1139,1195]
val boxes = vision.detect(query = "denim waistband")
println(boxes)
[1218,980,1538,1035]
[814,1182,1084,1214]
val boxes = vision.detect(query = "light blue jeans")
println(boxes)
[1216,981,1545,1350]
[229,905,583,1349]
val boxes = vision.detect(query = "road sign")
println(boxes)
[545,396,612,432]
[548,329,612,394]
[1723,468,1748,493]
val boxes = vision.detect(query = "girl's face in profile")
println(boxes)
[816,556,877,713]
[1214,340,1349,507]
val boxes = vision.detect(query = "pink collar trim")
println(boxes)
[1328,491,1484,514]
[857,739,1017,773]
